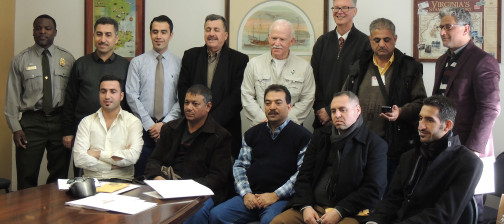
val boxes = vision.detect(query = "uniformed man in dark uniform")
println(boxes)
[5,14,75,190]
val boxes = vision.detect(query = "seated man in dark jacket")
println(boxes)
[144,84,232,223]
[272,91,388,224]
[365,95,483,223]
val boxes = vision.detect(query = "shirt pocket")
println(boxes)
[23,69,42,93]
[54,66,71,91]
[255,74,271,95]
[284,75,304,97]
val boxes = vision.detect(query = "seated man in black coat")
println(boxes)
[144,84,232,223]
[272,91,388,224]
[365,95,483,223]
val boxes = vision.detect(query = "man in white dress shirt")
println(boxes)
[73,75,143,182]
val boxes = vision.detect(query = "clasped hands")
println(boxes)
[243,192,279,210]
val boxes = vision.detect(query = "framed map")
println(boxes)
[226,0,328,57]
[84,0,144,59]
[413,0,501,62]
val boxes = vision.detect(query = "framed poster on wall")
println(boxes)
[84,0,145,59]
[225,0,328,57]
[413,0,501,62]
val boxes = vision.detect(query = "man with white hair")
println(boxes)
[241,19,315,127]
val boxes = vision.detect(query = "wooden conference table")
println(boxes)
[0,183,210,224]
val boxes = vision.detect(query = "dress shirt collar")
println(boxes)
[336,27,350,41]
[92,51,116,63]
[373,52,395,75]
[96,107,124,122]
[266,118,290,140]
[447,41,469,58]
[34,44,55,56]
[207,48,221,63]
[152,49,171,60]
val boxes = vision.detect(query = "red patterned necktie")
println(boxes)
[339,37,344,50]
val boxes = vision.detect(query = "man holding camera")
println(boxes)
[343,18,426,186]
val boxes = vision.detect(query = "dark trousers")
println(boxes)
[16,111,71,190]
[134,130,155,178]
[384,158,399,196]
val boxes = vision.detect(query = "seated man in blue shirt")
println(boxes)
[210,84,312,224]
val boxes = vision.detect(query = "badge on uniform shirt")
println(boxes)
[26,65,37,71]
[60,58,66,67]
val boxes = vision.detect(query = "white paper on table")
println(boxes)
[144,191,163,199]
[65,193,157,215]
[144,179,214,199]
[58,178,101,190]
[475,156,495,195]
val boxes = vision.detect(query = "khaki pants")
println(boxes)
[271,206,359,224]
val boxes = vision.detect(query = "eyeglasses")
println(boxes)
[437,24,466,31]
[331,6,355,12]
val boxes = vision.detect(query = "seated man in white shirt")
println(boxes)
[73,75,144,182]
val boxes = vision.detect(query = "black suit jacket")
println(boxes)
[311,25,370,128]
[367,135,483,223]
[287,122,388,217]
[177,44,249,157]
[144,116,232,204]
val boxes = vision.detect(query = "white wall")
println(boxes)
[11,0,504,189]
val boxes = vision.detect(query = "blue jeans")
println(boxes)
[184,198,214,224]
[209,196,288,224]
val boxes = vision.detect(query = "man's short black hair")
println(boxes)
[34,14,57,29]
[187,84,212,103]
[423,95,457,123]
[94,17,118,35]
[150,15,173,33]
[264,84,291,104]
[99,75,124,92]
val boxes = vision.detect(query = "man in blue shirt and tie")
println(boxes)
[126,15,181,177]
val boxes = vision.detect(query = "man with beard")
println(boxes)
[343,18,426,188]
[366,95,483,223]
[433,7,500,219]
[272,91,387,224]
[73,76,143,182]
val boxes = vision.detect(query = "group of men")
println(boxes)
[5,0,500,223]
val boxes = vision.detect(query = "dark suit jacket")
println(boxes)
[433,40,500,156]
[144,116,232,204]
[311,25,370,128]
[367,135,483,223]
[287,122,388,217]
[177,44,249,158]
